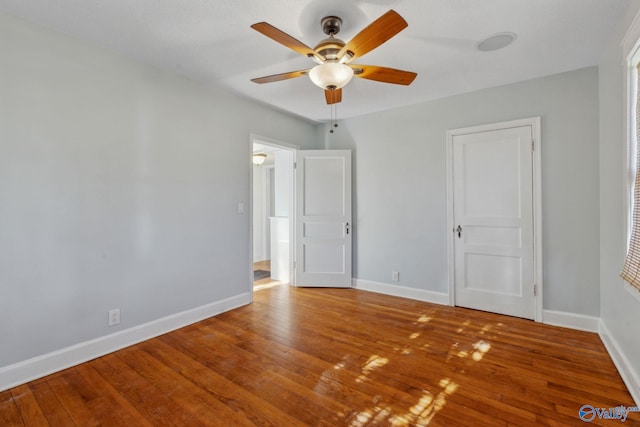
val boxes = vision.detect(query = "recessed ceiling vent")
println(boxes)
[476,32,517,52]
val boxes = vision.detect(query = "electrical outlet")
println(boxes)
[108,308,120,326]
[392,271,399,282]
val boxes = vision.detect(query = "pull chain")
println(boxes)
[329,103,339,134]
[329,103,334,133]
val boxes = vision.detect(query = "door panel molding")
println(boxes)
[446,117,542,321]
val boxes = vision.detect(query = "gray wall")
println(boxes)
[327,67,601,316]
[0,11,319,367]
[599,0,640,389]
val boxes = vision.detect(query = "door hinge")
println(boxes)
[533,284,537,296]
[531,140,534,152]
[293,162,297,169]
[293,261,296,269]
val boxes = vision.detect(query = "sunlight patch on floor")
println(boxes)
[455,339,492,362]
[472,340,491,361]
[253,282,284,291]
[388,378,460,426]
[356,355,389,383]
[348,377,460,426]
[349,406,393,426]
[346,321,495,425]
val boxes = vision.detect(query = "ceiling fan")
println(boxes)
[250,9,417,105]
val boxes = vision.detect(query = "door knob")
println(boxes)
[456,225,462,238]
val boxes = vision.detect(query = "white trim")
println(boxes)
[622,7,640,59]
[599,320,640,406]
[445,117,543,321]
[352,278,449,306]
[542,309,599,333]
[532,117,543,322]
[250,134,300,152]
[445,133,455,307]
[0,292,251,393]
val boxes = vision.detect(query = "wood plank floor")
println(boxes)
[1,285,638,426]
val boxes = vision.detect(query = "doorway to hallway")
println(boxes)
[251,135,296,291]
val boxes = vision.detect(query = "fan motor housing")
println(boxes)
[314,37,346,61]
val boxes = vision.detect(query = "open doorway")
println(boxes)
[251,136,296,291]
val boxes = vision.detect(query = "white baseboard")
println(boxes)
[599,321,640,407]
[0,292,252,393]
[352,278,449,306]
[542,309,600,332]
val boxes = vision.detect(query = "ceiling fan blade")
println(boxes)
[325,88,342,104]
[338,10,408,62]
[352,65,417,85]
[251,69,310,84]
[251,22,323,61]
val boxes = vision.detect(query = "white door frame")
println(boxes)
[445,117,543,322]
[249,134,299,295]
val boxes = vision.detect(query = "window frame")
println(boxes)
[624,51,638,251]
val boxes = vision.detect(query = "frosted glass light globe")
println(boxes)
[309,63,354,90]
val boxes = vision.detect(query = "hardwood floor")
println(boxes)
[1,286,638,426]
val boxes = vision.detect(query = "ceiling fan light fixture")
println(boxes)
[309,63,354,90]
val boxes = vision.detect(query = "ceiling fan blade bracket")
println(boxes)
[308,52,326,64]
[338,51,355,64]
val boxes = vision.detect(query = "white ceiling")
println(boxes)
[0,0,630,123]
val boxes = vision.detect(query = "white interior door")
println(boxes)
[295,150,352,287]
[450,123,536,319]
